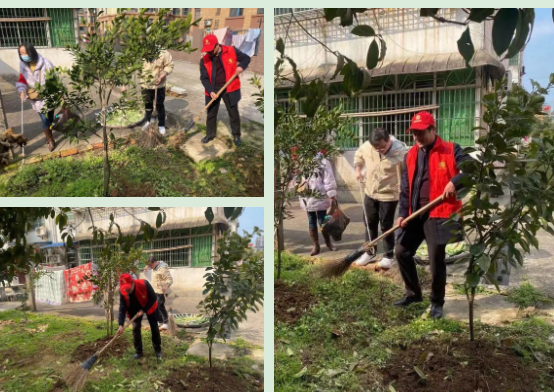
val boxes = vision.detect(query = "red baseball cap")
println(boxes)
[119,273,134,294]
[408,111,435,131]
[201,34,219,53]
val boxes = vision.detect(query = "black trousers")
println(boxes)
[363,195,398,257]
[131,311,162,355]
[206,86,240,138]
[157,294,169,324]
[142,87,166,127]
[395,214,447,306]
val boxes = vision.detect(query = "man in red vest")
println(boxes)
[200,34,251,147]
[117,273,162,360]
[394,111,471,319]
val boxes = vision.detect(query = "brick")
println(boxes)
[25,156,42,165]
[61,148,79,157]
[42,152,60,160]
[79,145,95,153]
[92,142,104,150]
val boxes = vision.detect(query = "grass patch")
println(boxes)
[507,281,554,308]
[0,139,263,197]
[275,254,554,392]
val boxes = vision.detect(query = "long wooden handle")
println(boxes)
[361,195,445,252]
[96,312,142,357]
[194,73,239,121]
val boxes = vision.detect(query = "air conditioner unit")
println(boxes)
[504,70,513,92]
[204,20,212,27]
[48,254,62,265]
[35,227,47,237]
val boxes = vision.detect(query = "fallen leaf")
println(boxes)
[327,368,345,377]
[286,348,294,356]
[286,307,297,313]
[293,367,308,379]
[413,365,427,380]
[389,385,397,392]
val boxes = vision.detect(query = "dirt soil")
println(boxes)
[383,337,554,392]
[164,365,263,392]
[70,336,130,363]
[274,280,317,324]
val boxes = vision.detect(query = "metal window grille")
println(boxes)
[214,20,219,29]
[230,9,244,17]
[216,9,221,16]
[0,8,77,48]
[195,8,201,20]
[274,8,314,16]
[509,54,519,66]
[182,9,190,17]
[257,9,264,15]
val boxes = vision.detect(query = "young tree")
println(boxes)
[42,8,199,196]
[452,76,554,341]
[197,228,264,368]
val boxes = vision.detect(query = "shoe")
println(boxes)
[156,352,163,360]
[133,353,143,360]
[322,231,336,251]
[201,136,214,144]
[430,304,443,319]
[309,228,320,256]
[160,323,168,330]
[354,252,377,266]
[378,257,395,269]
[234,137,242,147]
[43,128,55,152]
[159,126,166,135]
[142,121,150,131]
[394,296,423,307]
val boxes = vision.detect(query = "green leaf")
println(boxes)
[293,366,308,379]
[340,9,353,27]
[276,38,285,56]
[204,207,214,224]
[323,8,339,22]
[469,243,485,256]
[506,9,534,59]
[466,272,481,287]
[413,365,427,379]
[351,25,375,37]
[420,9,440,17]
[457,27,475,66]
[389,385,397,392]
[224,208,236,219]
[331,54,345,80]
[492,8,519,56]
[156,213,162,229]
[67,236,73,248]
[148,207,160,211]
[366,39,379,70]
[477,253,491,272]
[467,8,495,23]
[378,37,387,62]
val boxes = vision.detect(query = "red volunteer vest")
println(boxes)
[121,279,158,316]
[406,136,462,218]
[202,45,241,96]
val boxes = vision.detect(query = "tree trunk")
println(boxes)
[208,340,213,368]
[276,216,284,280]
[102,116,110,197]
[469,286,476,342]
[26,274,36,312]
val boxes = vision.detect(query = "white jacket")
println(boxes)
[299,154,337,212]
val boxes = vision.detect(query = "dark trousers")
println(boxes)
[363,195,397,257]
[157,294,169,324]
[307,210,326,230]
[395,214,447,306]
[132,311,162,355]
[206,86,240,138]
[142,87,166,127]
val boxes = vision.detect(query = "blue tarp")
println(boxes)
[40,242,65,249]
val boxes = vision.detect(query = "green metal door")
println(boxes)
[47,8,75,47]
[437,88,476,146]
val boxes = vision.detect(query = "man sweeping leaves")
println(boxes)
[117,273,163,360]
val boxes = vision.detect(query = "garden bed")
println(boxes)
[274,280,317,324]
[70,336,130,363]
[164,365,263,392]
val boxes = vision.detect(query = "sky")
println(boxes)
[238,207,264,240]
[523,8,554,107]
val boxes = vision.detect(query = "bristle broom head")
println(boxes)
[65,363,90,392]
[168,314,178,337]
[81,354,98,371]
[318,248,366,279]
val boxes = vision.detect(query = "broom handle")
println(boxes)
[200,73,238,114]
[153,69,160,112]
[361,195,445,252]
[95,312,141,357]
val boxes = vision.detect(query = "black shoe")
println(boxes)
[430,304,444,319]
[155,352,163,360]
[394,296,423,307]
[201,136,214,144]
[233,137,242,147]
[133,353,143,360]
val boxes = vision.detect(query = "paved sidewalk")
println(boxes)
[0,60,263,158]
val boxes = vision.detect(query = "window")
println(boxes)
[194,8,201,20]
[214,20,219,29]
[257,8,264,15]
[181,8,190,17]
[172,8,180,16]
[229,8,243,17]
[30,218,45,231]
[215,8,220,16]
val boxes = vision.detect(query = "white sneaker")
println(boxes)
[160,323,168,330]
[378,257,395,269]
[354,252,377,266]
[142,121,150,131]
[159,126,166,135]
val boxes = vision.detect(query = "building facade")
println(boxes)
[275,8,524,201]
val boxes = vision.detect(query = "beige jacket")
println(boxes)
[141,50,174,89]
[147,261,174,294]
[353,137,407,201]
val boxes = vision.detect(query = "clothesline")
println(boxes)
[298,105,440,118]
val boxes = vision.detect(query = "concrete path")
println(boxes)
[283,199,554,325]
[0,60,263,159]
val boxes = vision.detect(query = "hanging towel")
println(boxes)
[232,33,246,48]
[238,28,261,57]
[211,27,228,46]
[224,29,233,46]
[64,262,96,303]
[35,269,66,306]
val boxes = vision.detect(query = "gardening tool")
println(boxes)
[353,181,377,265]
[20,98,25,164]
[184,73,239,133]
[319,195,446,278]
[165,293,177,337]
[144,70,164,148]
[65,312,141,392]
